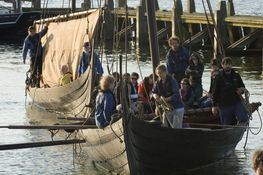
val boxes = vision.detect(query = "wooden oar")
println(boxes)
[0,124,97,130]
[186,123,259,129]
[0,139,85,151]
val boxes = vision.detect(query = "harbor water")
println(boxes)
[0,0,263,174]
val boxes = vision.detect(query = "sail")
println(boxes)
[36,9,101,87]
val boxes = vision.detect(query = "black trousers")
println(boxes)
[29,55,42,87]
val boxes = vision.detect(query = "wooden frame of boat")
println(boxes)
[26,9,129,174]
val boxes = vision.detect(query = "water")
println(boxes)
[0,1,263,174]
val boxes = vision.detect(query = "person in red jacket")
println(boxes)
[138,74,154,113]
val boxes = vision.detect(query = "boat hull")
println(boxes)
[125,116,246,175]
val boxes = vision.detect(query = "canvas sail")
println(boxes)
[36,9,101,87]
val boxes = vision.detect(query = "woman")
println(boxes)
[179,78,195,109]
[95,75,116,129]
[138,74,154,113]
[185,52,204,101]
[152,64,184,128]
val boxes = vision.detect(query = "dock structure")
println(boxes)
[22,0,263,56]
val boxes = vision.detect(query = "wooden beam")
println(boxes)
[0,139,85,151]
[0,124,97,129]
[227,29,263,49]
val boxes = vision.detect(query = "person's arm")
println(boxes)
[38,23,49,38]
[166,78,181,102]
[152,82,161,103]
[166,50,174,75]
[103,93,115,123]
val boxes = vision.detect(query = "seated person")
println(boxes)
[179,78,195,109]
[199,59,220,108]
[130,72,139,102]
[95,75,116,129]
[60,65,73,86]
[138,74,155,113]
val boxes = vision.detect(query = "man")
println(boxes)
[212,57,248,125]
[78,42,104,76]
[166,36,190,85]
[22,23,49,87]
[152,64,184,128]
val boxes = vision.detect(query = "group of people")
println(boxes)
[22,26,249,129]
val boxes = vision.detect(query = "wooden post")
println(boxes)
[117,0,126,8]
[217,1,228,46]
[71,0,76,12]
[136,0,148,47]
[15,0,22,13]
[186,0,200,36]
[32,0,41,9]
[81,0,91,10]
[172,0,185,40]
[226,0,241,44]
[145,0,160,76]
[104,0,114,40]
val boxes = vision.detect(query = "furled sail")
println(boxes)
[36,9,101,87]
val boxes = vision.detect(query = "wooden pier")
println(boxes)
[21,0,263,56]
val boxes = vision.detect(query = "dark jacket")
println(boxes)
[22,26,48,61]
[152,75,184,109]
[185,63,204,87]
[166,47,190,75]
[78,51,104,76]
[95,90,116,128]
[212,69,245,107]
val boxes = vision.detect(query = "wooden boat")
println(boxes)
[0,11,40,40]
[121,1,262,174]
[26,9,129,174]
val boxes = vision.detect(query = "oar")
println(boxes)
[186,123,259,129]
[0,139,85,151]
[0,124,97,130]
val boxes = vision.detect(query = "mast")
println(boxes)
[145,0,160,79]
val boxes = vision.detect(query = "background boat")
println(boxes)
[0,11,40,40]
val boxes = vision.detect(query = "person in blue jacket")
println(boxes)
[78,42,104,77]
[95,75,116,129]
[22,23,49,87]
[166,36,190,85]
[152,64,184,128]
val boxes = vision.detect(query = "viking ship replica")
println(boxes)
[25,9,129,174]
[120,1,262,175]
[24,4,262,175]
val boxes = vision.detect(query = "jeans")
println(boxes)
[219,101,248,125]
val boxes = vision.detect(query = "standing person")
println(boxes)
[59,65,73,86]
[252,147,263,175]
[185,52,204,101]
[166,36,190,84]
[152,64,184,128]
[78,42,104,77]
[212,57,248,125]
[95,75,116,129]
[22,23,49,87]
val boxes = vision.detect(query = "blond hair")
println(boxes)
[99,75,115,91]
[168,36,180,46]
[252,148,263,171]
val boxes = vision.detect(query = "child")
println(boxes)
[252,147,263,175]
[60,65,73,86]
